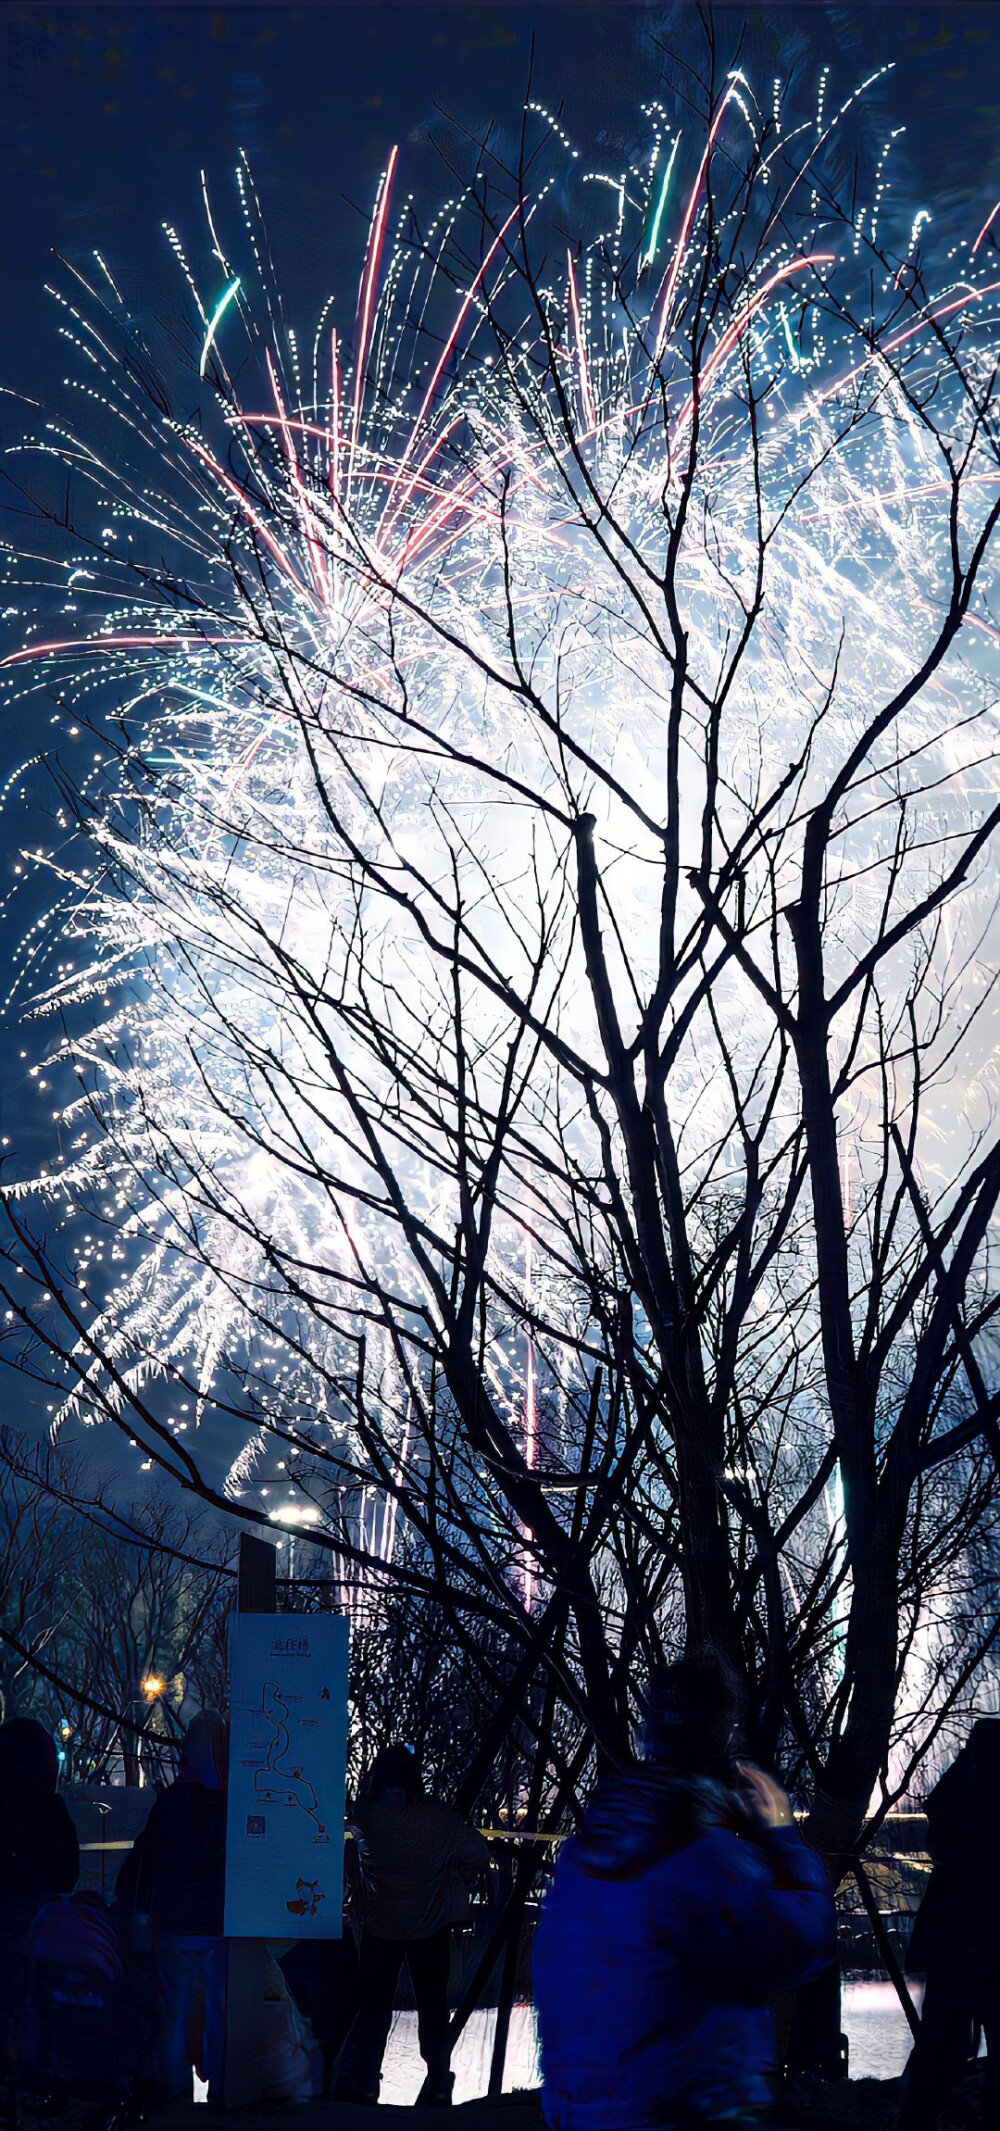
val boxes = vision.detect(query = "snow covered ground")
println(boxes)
[187,1976,951,2105]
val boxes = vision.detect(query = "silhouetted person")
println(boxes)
[335,1743,491,2105]
[532,1654,835,2131]
[900,1718,1000,2130]
[0,1717,79,2075]
[115,1710,227,2102]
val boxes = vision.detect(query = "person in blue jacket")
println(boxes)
[532,1654,835,2131]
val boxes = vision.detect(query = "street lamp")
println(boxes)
[268,1502,323,1583]
[55,1716,74,1780]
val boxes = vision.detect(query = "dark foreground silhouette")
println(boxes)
[533,1655,835,2131]
[898,1720,1000,2131]
[0,1692,996,2131]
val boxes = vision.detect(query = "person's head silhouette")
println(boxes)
[641,1652,743,1775]
[365,1743,422,1804]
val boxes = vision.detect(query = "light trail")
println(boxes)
[640,133,681,273]
[199,276,242,378]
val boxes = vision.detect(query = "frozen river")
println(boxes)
[188,1976,932,2104]
[375,1979,926,2100]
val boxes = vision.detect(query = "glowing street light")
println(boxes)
[269,1500,322,1584]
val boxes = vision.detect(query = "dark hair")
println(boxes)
[967,1718,1000,1775]
[641,1652,743,1773]
[179,1710,228,1789]
[365,1743,422,1805]
[926,1716,1000,1845]
[0,1717,59,1794]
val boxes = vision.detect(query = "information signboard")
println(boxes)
[224,1611,349,1938]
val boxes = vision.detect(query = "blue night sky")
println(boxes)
[2,4,999,436]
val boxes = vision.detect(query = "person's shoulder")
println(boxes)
[26,1792,78,1846]
[415,1793,482,1845]
[651,1819,768,1889]
[153,1779,217,1819]
[130,1785,170,1834]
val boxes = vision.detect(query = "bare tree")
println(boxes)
[2,28,1000,1882]
[0,1431,231,1781]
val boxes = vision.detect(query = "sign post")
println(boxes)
[222,1535,348,2106]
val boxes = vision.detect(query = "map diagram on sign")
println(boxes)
[255,1682,326,1835]
[225,1612,348,1939]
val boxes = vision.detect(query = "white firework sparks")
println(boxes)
[0,67,998,1744]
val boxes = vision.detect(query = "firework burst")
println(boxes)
[1,61,998,1728]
